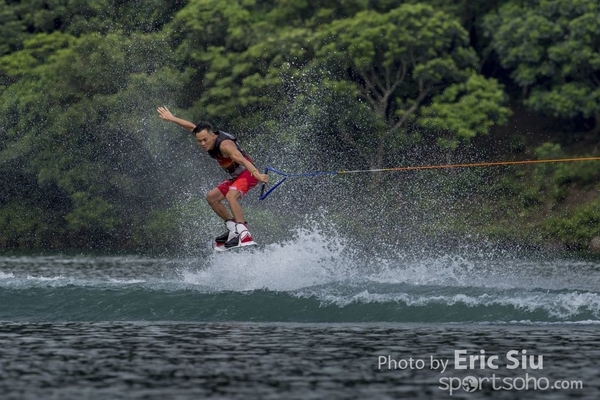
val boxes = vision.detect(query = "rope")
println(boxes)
[259,157,600,200]
[337,157,600,174]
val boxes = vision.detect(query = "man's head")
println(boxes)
[193,121,217,151]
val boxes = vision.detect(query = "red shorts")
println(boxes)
[216,169,259,197]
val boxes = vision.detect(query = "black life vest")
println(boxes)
[207,131,254,178]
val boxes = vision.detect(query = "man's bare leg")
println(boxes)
[225,189,245,223]
[206,188,233,221]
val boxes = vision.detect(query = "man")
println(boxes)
[157,106,269,249]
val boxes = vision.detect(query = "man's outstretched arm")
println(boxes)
[220,141,269,184]
[157,106,196,132]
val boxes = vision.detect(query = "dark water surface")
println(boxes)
[0,322,597,400]
[1,239,599,399]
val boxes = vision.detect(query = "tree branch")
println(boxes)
[392,79,429,130]
[357,70,383,102]
[384,65,391,89]
[390,62,407,93]
[356,83,383,114]
[410,50,417,71]
[375,64,409,120]
[370,69,386,96]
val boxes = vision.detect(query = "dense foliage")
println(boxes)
[0,0,598,252]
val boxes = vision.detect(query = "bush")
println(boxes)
[543,199,600,250]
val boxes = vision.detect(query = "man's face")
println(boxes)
[195,130,216,151]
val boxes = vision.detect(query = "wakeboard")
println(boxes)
[212,240,257,252]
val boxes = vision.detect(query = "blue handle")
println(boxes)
[257,166,337,200]
[259,166,288,201]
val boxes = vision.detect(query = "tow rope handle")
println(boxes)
[259,166,288,201]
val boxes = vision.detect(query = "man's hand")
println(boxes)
[157,106,175,122]
[156,106,196,131]
[253,171,269,184]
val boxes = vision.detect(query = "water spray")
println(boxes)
[259,157,600,200]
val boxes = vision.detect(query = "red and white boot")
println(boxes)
[214,219,237,248]
[224,222,256,249]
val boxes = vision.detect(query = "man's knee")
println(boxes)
[225,189,240,202]
[206,190,222,205]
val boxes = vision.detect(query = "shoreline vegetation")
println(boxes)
[0,1,598,254]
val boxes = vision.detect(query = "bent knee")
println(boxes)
[225,189,241,202]
[206,190,223,204]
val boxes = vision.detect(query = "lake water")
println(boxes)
[1,230,599,399]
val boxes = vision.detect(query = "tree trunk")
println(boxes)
[367,137,386,191]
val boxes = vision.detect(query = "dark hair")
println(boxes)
[192,121,213,134]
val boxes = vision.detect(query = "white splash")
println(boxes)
[0,271,14,279]
[180,223,598,294]
[181,227,352,291]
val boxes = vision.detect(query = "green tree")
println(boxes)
[484,0,600,134]
[419,73,510,149]
[168,0,312,129]
[0,29,189,247]
[313,3,509,167]
[4,0,185,35]
[0,1,25,56]
[168,0,375,130]
[0,0,192,248]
